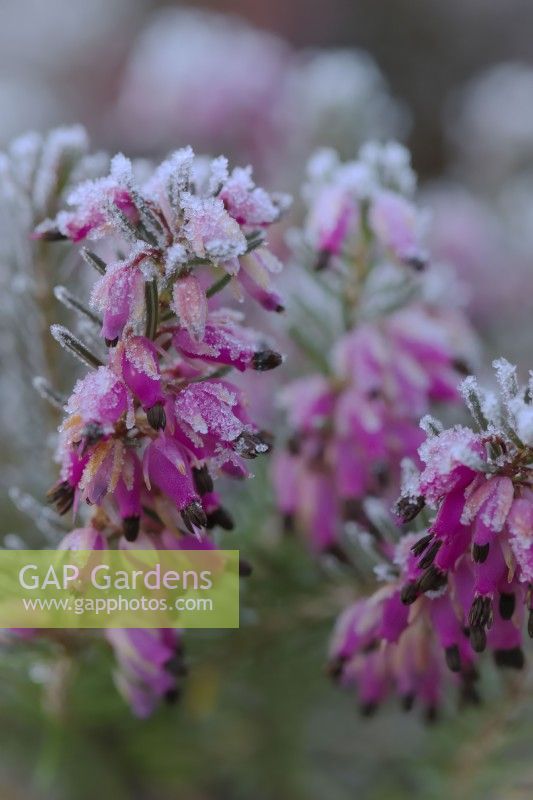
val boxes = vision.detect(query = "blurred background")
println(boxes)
[2,1,533,798]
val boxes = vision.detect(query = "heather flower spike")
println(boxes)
[30,131,289,716]
[333,361,533,718]
[274,142,477,556]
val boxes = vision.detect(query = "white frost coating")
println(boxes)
[493,357,519,405]
[419,414,443,436]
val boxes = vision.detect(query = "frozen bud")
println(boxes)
[172,274,208,342]
[66,367,128,428]
[91,258,145,343]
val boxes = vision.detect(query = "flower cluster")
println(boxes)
[330,360,533,717]
[273,143,476,555]
[36,143,290,716]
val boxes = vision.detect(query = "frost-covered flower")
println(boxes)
[274,143,476,554]
[394,360,533,666]
[29,132,289,716]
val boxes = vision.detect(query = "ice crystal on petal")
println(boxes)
[181,193,247,261]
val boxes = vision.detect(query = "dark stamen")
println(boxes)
[251,350,283,371]
[192,465,214,495]
[181,500,207,532]
[146,402,166,431]
[445,644,461,673]
[410,533,433,557]
[396,494,426,523]
[122,516,140,542]
[472,542,490,563]
[494,647,525,670]
[498,592,515,620]
[418,539,442,570]
[400,581,419,605]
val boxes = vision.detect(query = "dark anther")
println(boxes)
[146,402,166,431]
[400,581,419,605]
[181,500,207,532]
[315,249,331,271]
[445,644,461,673]
[38,227,67,241]
[46,480,75,515]
[105,337,118,348]
[406,254,427,272]
[528,609,533,638]
[494,647,525,670]
[206,507,235,530]
[472,542,490,563]
[469,627,487,653]
[401,693,415,712]
[452,359,471,377]
[164,687,181,705]
[80,422,104,453]
[239,558,253,577]
[122,516,140,542]
[396,495,426,524]
[498,592,516,620]
[234,431,271,459]
[411,533,433,557]
[417,566,447,594]
[460,683,481,707]
[283,513,295,534]
[359,701,378,718]
[252,349,283,371]
[192,465,214,496]
[324,542,351,564]
[327,656,346,682]
[468,596,492,629]
[418,539,442,570]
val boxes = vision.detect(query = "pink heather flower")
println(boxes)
[58,526,107,551]
[274,142,476,557]
[369,190,427,267]
[90,255,146,344]
[300,142,426,268]
[34,177,137,242]
[219,166,280,227]
[118,335,165,418]
[173,309,282,373]
[64,366,128,430]
[393,361,533,667]
[35,135,287,717]
[171,274,208,342]
[142,436,202,528]
[106,628,184,719]
[328,577,447,719]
